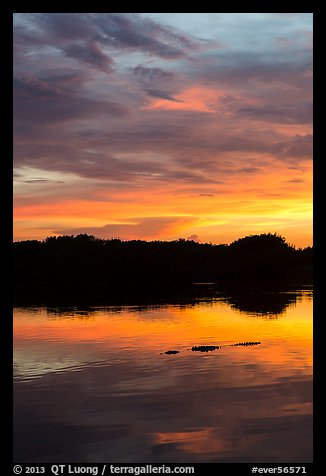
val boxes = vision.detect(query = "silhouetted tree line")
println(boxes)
[13,233,312,303]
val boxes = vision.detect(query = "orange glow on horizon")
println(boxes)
[14,157,313,247]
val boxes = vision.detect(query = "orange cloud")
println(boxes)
[14,157,312,246]
[143,86,222,112]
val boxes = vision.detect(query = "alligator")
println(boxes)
[229,341,261,347]
[191,345,220,352]
[163,341,261,354]
[191,341,261,352]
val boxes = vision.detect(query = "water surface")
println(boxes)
[14,290,313,462]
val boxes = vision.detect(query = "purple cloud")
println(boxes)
[63,40,114,73]
[132,65,181,101]
[13,75,129,127]
[14,13,198,66]
[270,134,313,159]
[94,13,196,58]
[237,102,312,125]
[13,14,312,198]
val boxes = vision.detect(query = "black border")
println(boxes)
[4,5,319,474]
[1,1,14,472]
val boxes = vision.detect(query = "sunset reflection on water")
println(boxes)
[14,290,312,462]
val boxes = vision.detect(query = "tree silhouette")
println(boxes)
[13,233,312,304]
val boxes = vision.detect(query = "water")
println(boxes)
[13,289,313,463]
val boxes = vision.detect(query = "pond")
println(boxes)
[13,289,313,463]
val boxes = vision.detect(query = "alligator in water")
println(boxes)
[228,341,261,347]
[163,341,261,354]
[191,341,261,352]
[191,345,220,352]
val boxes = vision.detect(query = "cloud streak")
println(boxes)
[56,216,201,241]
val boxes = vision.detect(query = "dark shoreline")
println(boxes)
[14,232,312,311]
[14,283,312,316]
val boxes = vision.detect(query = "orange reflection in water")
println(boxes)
[14,293,312,377]
[13,292,313,462]
[154,428,230,455]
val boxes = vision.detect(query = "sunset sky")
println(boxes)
[13,13,313,247]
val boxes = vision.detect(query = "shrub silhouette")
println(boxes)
[13,233,312,303]
[223,233,298,285]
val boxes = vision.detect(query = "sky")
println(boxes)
[13,13,313,247]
